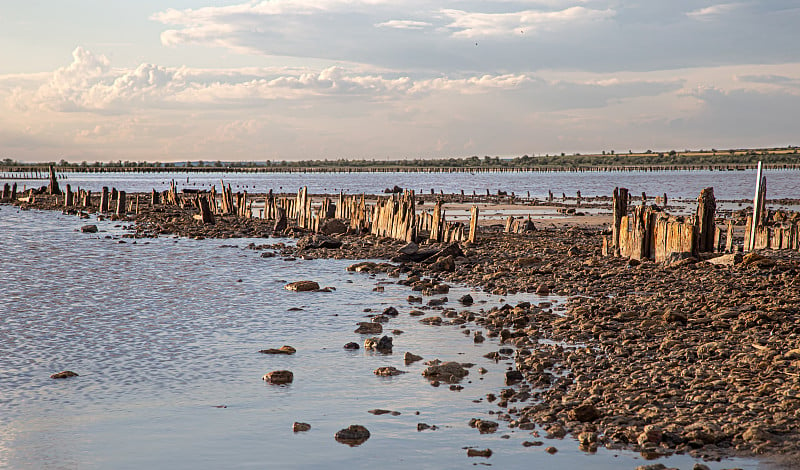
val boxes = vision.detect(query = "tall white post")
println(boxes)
[748,161,763,251]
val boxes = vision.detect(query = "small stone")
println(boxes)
[634,465,667,470]
[459,294,474,305]
[258,345,296,355]
[343,342,360,350]
[374,366,406,376]
[535,284,550,295]
[334,425,370,446]
[50,370,79,379]
[522,440,543,447]
[568,403,601,422]
[545,446,558,454]
[364,335,393,352]
[504,370,524,385]
[293,422,311,432]
[263,370,293,384]
[284,281,320,292]
[383,306,399,317]
[404,352,423,364]
[80,225,98,233]
[422,361,468,383]
[466,448,492,458]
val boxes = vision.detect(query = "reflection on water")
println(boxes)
[0,207,758,469]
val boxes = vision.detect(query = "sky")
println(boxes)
[1,1,799,163]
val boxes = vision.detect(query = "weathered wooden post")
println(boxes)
[11,182,16,200]
[576,190,582,207]
[64,184,73,207]
[82,189,91,208]
[612,187,629,256]
[466,205,479,243]
[151,189,160,206]
[696,187,716,252]
[115,191,126,216]
[47,166,61,195]
[725,220,735,252]
[2,183,9,200]
[100,187,109,212]
[748,162,764,251]
[199,195,215,224]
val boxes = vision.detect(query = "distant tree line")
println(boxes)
[1,147,798,169]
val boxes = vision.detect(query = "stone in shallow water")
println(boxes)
[258,345,296,355]
[284,281,319,292]
[466,448,492,457]
[374,366,405,376]
[50,370,78,379]
[293,422,311,432]
[262,370,293,384]
[334,425,370,446]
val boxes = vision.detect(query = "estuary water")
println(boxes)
[3,168,800,200]
[0,206,761,469]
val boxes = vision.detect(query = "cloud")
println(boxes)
[441,6,615,38]
[686,3,743,21]
[375,20,432,30]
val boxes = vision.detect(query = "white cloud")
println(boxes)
[441,6,615,38]
[686,3,743,21]
[375,20,432,30]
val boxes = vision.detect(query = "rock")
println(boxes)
[466,448,492,457]
[293,422,311,432]
[398,242,419,255]
[522,440,543,447]
[354,322,383,334]
[637,425,662,445]
[471,419,499,434]
[515,256,542,267]
[383,306,399,317]
[705,253,742,265]
[80,225,98,233]
[374,366,406,376]
[50,370,79,379]
[296,234,342,250]
[662,309,688,324]
[420,316,443,326]
[284,280,320,292]
[404,352,423,364]
[384,185,403,194]
[273,209,288,232]
[432,242,464,260]
[473,332,485,343]
[663,251,697,266]
[504,370,524,385]
[545,446,558,454]
[568,403,601,422]
[407,295,422,303]
[459,294,474,306]
[430,255,455,272]
[258,345,297,355]
[334,425,370,446]
[364,335,392,352]
[427,297,447,307]
[578,431,598,447]
[422,361,468,383]
[319,219,348,235]
[634,465,667,470]
[545,424,567,438]
[263,370,293,384]
[535,283,550,295]
[343,342,360,350]
[742,426,772,443]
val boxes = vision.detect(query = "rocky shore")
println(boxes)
[8,192,800,467]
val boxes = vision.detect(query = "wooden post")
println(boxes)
[725,220,734,253]
[748,161,764,251]
[47,165,61,195]
[64,184,73,207]
[696,187,716,252]
[468,205,479,243]
[115,191,126,216]
[199,195,215,224]
[612,187,629,256]
[576,190,582,207]
[100,187,109,212]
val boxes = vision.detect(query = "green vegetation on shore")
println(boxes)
[2,146,798,171]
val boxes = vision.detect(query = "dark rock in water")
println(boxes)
[467,448,493,458]
[383,306,399,317]
[50,370,79,379]
[427,297,447,306]
[296,234,342,250]
[404,352,423,364]
[343,342,360,350]
[432,242,464,260]
[320,218,348,235]
[334,425,370,446]
[374,366,406,376]
[80,225,98,233]
[469,419,499,434]
[505,370,524,385]
[422,361,468,383]
[391,249,438,263]
[293,422,311,432]
[284,280,320,292]
[260,251,276,258]
[364,335,393,352]
[383,185,403,194]
[354,322,383,334]
[263,370,293,384]
[459,294,474,306]
[259,345,296,355]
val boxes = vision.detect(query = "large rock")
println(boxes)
[354,322,383,334]
[284,280,320,292]
[364,335,392,352]
[296,234,342,250]
[334,425,370,446]
[320,218,348,235]
[430,255,455,272]
[263,370,294,384]
[422,361,468,383]
[374,366,406,376]
[80,225,98,233]
[568,403,601,422]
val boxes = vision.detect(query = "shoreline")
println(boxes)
[5,191,800,468]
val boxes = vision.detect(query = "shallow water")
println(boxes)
[0,207,761,469]
[3,168,799,200]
